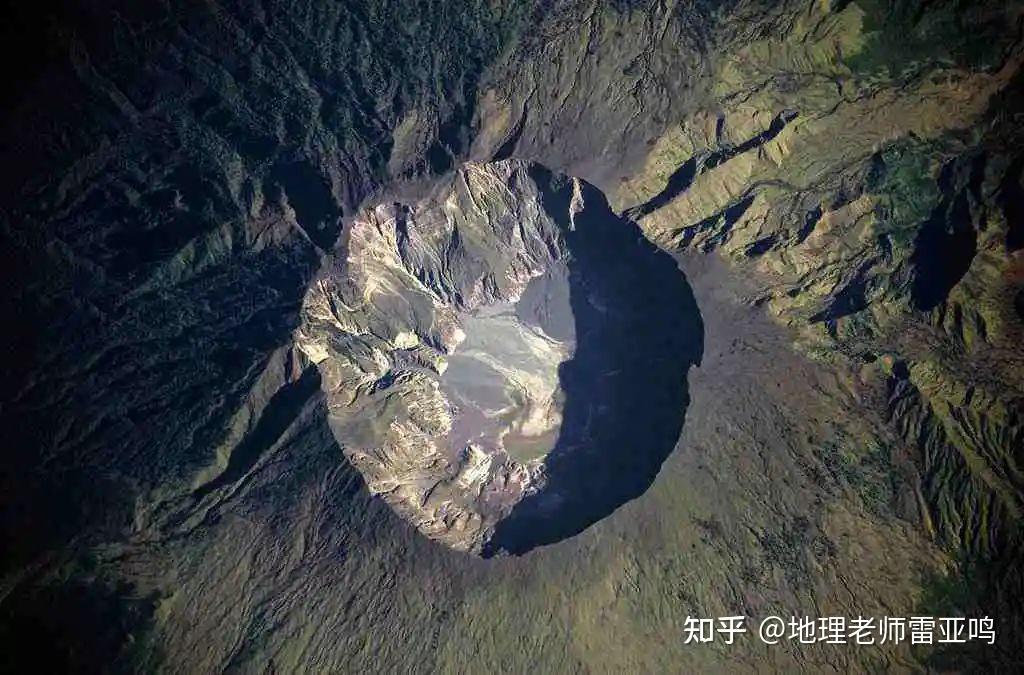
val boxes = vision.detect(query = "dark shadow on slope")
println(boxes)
[484,169,704,556]
[911,155,983,311]
[623,110,797,220]
[810,260,874,323]
[191,366,322,501]
[1000,155,1024,252]
[491,105,528,162]
[0,576,157,675]
[268,160,342,250]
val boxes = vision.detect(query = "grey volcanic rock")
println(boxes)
[297,160,701,554]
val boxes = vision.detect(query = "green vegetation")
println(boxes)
[848,0,1013,76]
[867,139,942,250]
[917,564,976,616]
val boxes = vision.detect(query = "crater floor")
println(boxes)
[440,283,572,466]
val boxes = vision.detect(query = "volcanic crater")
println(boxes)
[297,160,703,555]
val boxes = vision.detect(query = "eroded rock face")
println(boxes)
[297,160,701,554]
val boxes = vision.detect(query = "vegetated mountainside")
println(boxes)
[1,0,1022,672]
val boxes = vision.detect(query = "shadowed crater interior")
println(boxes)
[483,166,703,555]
